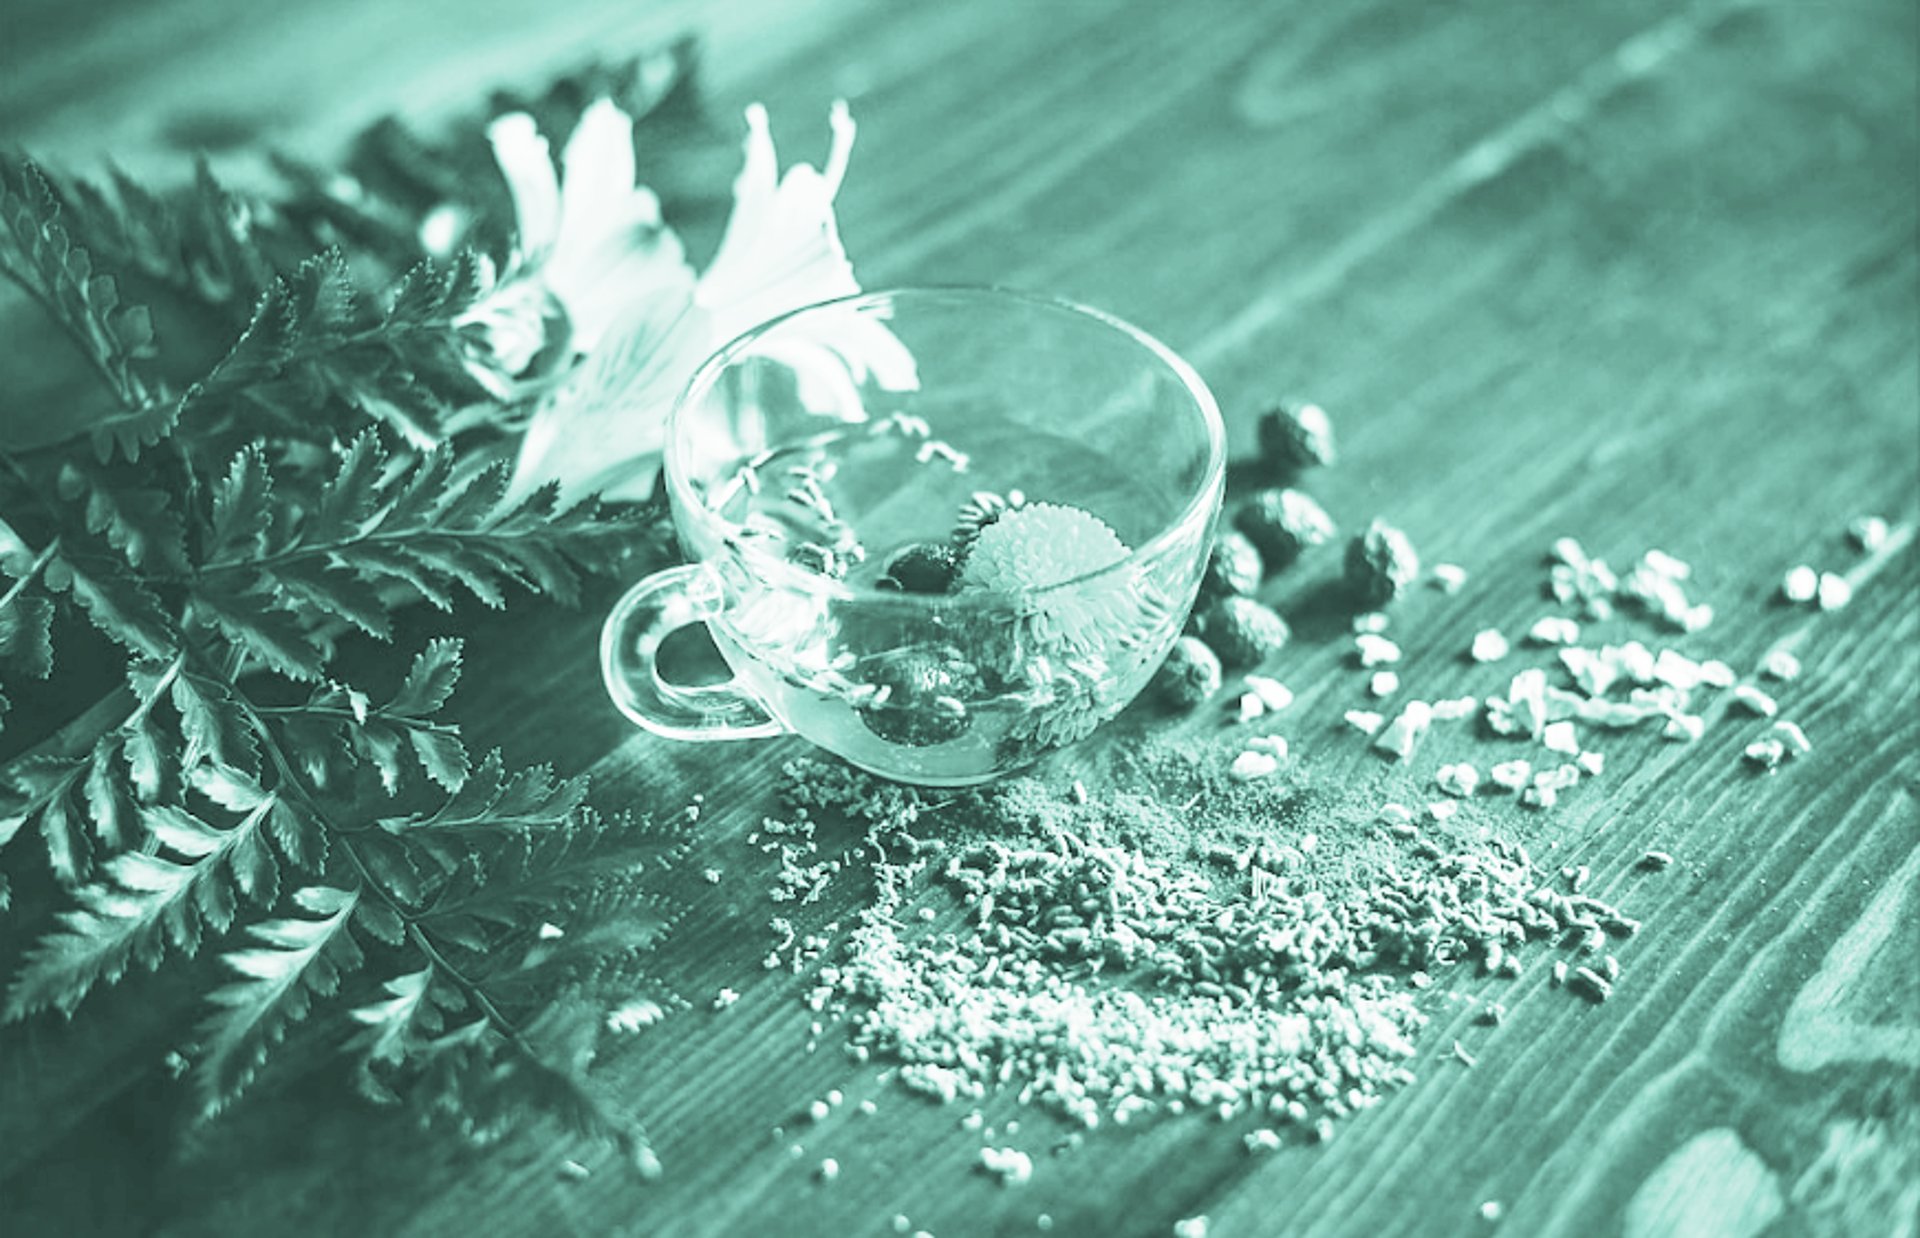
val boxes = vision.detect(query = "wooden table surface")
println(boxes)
[3,1,1916,1235]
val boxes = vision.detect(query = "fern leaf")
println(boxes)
[4,797,281,1021]
[172,670,262,776]
[268,557,393,640]
[37,157,270,314]
[205,444,275,563]
[192,764,328,872]
[0,589,55,681]
[0,157,159,408]
[406,729,469,792]
[2,755,90,882]
[195,884,364,1115]
[43,547,179,660]
[306,430,387,544]
[348,965,440,1065]
[194,579,328,680]
[82,736,141,851]
[387,637,462,717]
[57,461,190,573]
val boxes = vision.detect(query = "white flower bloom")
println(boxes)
[478,98,917,503]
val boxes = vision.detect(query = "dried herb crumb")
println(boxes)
[1847,515,1889,552]
[1235,488,1337,569]
[1153,636,1224,709]
[1345,519,1421,607]
[1201,529,1265,599]
[1256,399,1337,476]
[1199,596,1291,669]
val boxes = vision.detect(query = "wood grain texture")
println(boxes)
[2,0,1916,1235]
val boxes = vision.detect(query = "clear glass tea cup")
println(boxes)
[602,286,1224,786]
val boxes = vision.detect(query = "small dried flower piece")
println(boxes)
[1760,649,1802,681]
[1255,399,1337,477]
[1201,596,1291,669]
[1542,720,1580,755]
[1372,700,1433,760]
[1771,719,1811,755]
[1731,685,1778,717]
[1345,709,1385,735]
[1662,714,1705,743]
[1781,565,1819,604]
[978,1146,1033,1186]
[817,1157,841,1182]
[1354,633,1402,667]
[1235,488,1337,569]
[1345,519,1421,608]
[1152,636,1223,709]
[1369,671,1400,698]
[1436,763,1480,798]
[1576,750,1605,777]
[1243,675,1294,712]
[1431,563,1469,594]
[1527,616,1581,646]
[1431,695,1478,721]
[1352,612,1390,635]
[1744,737,1787,770]
[1238,692,1266,724]
[1816,572,1852,610]
[1470,629,1509,663]
[1847,515,1890,552]
[1201,530,1265,598]
[1427,800,1459,822]
[1247,734,1289,760]
[1488,759,1531,791]
[1230,749,1281,782]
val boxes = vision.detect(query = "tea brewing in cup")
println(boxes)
[602,287,1225,786]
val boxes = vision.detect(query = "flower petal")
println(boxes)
[486,112,561,258]
[558,98,640,249]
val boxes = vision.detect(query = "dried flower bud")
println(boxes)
[1235,488,1336,570]
[1152,636,1223,708]
[1255,400,1337,477]
[1199,596,1290,669]
[857,645,980,747]
[1345,518,1421,607]
[1200,529,1265,598]
[878,541,961,593]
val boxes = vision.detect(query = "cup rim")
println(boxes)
[665,284,1226,600]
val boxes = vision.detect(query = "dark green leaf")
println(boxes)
[0,590,55,680]
[173,672,262,776]
[194,581,327,680]
[196,884,363,1115]
[407,728,469,792]
[387,637,462,717]
[45,549,179,660]
[206,445,274,564]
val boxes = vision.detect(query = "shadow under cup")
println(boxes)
[603,287,1225,786]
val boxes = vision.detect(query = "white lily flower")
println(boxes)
[477,98,917,504]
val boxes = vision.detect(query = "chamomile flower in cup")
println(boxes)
[602,286,1225,785]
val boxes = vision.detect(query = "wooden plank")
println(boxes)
[0,0,1914,1234]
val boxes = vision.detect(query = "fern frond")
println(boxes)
[43,544,179,660]
[198,440,650,615]
[35,157,274,316]
[55,460,190,574]
[195,883,364,1115]
[3,796,285,1020]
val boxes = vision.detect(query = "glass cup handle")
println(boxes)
[599,563,785,741]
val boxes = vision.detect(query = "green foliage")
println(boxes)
[0,48,708,1168]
